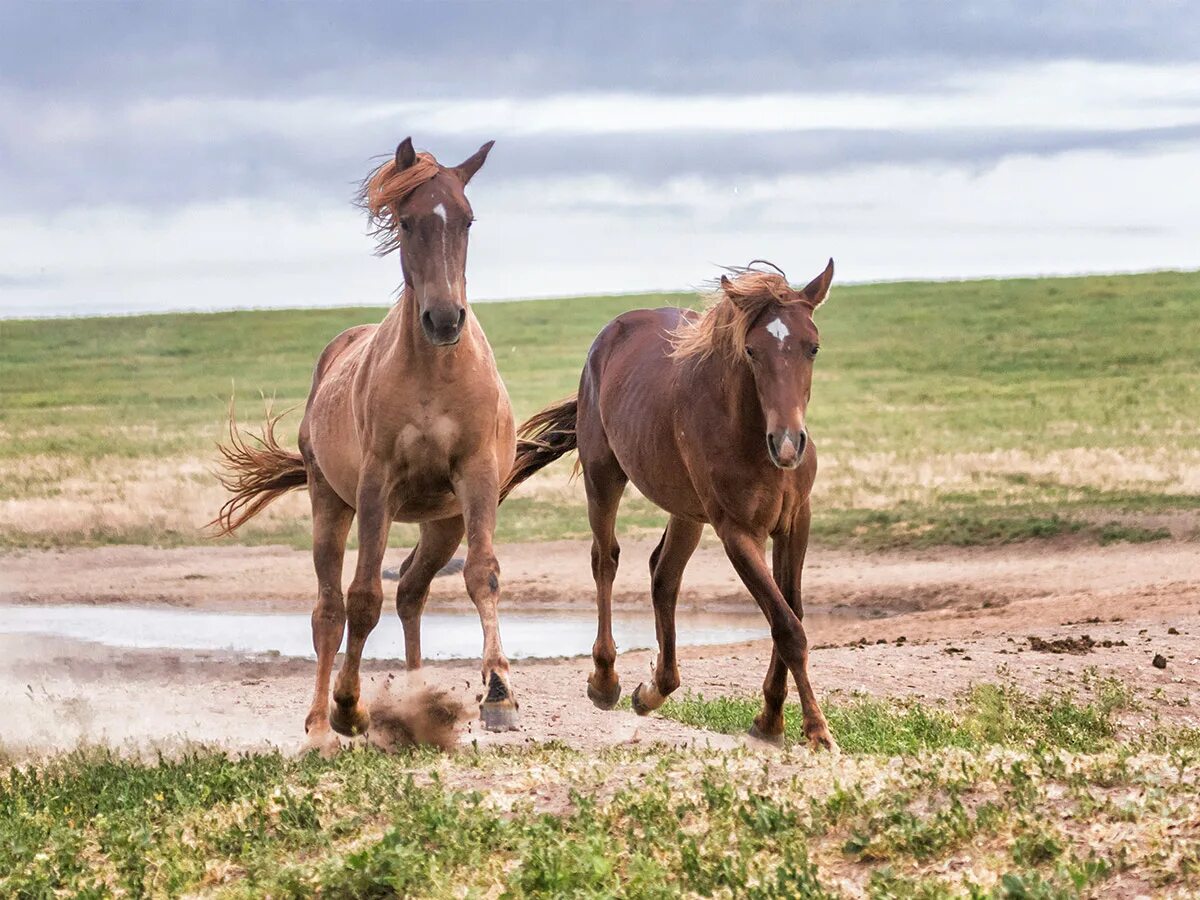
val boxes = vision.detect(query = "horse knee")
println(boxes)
[771,620,808,658]
[345,588,382,633]
[591,541,619,580]
[465,554,500,599]
[313,588,345,625]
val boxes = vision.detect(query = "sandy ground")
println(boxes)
[1,539,1198,757]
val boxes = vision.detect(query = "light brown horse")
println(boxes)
[501,261,836,749]
[212,137,519,750]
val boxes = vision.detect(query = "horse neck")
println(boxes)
[690,351,765,433]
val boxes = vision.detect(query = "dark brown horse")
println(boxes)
[212,137,519,752]
[501,262,836,749]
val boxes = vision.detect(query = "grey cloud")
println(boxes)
[3,119,1199,213]
[3,1,1199,103]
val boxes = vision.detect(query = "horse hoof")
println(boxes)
[480,700,519,732]
[747,723,785,748]
[630,683,655,717]
[329,702,370,737]
[807,728,837,752]
[587,680,621,711]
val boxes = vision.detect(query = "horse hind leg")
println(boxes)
[395,517,464,669]
[583,454,628,710]
[303,467,354,755]
[632,516,703,715]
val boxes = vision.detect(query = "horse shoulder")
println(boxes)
[311,324,377,390]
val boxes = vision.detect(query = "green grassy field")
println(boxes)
[2,270,1197,550]
[4,679,1197,898]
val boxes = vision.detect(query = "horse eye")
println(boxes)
[745,347,755,360]
[399,219,412,233]
[810,346,820,358]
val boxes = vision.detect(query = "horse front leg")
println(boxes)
[717,522,834,751]
[330,466,391,737]
[303,468,355,754]
[751,503,816,747]
[454,463,517,731]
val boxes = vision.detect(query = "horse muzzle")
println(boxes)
[766,429,807,469]
[420,305,467,346]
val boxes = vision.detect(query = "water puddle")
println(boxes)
[0,605,798,661]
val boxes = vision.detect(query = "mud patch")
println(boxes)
[1028,634,1095,654]
[366,675,467,753]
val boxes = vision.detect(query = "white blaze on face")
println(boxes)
[766,317,789,345]
[431,203,455,296]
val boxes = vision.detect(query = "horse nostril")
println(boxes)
[796,431,807,454]
[767,433,778,458]
[421,310,435,333]
[456,307,466,330]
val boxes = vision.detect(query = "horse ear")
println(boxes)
[395,137,417,171]
[453,140,495,185]
[802,258,834,307]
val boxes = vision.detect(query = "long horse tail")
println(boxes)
[209,401,308,536]
[499,395,579,503]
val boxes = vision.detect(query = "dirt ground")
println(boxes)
[1,539,1197,757]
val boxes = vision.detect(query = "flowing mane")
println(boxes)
[356,151,442,255]
[670,265,813,362]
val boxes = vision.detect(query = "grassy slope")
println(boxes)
[3,680,1197,897]
[1,271,1197,548]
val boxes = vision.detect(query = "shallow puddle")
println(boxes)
[0,604,810,661]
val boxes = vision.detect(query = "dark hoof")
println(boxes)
[747,723,785,748]
[329,702,370,737]
[587,680,621,711]
[480,671,519,732]
[630,683,654,717]
[480,699,520,732]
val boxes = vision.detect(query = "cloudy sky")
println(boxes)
[2,2,1199,317]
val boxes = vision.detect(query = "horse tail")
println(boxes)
[209,400,308,536]
[499,395,579,502]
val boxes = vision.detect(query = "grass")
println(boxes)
[4,682,1198,897]
[647,673,1138,755]
[2,270,1198,549]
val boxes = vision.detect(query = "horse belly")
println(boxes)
[306,377,364,508]
[602,401,707,522]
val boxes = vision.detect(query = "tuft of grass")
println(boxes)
[655,678,1134,754]
[1096,521,1173,545]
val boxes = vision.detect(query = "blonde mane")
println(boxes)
[670,267,813,362]
[357,151,442,255]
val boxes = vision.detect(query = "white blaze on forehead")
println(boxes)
[430,203,455,296]
[766,317,789,344]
